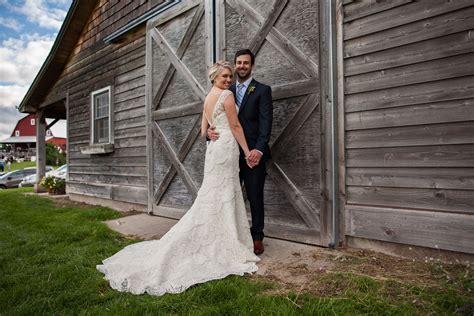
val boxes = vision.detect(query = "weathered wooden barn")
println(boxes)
[20,0,474,255]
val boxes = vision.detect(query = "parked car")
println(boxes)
[19,165,68,188]
[48,164,67,179]
[18,173,37,188]
[0,166,53,189]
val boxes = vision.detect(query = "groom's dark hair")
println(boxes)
[234,49,255,65]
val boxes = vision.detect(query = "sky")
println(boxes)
[0,0,72,141]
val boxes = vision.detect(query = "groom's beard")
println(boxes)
[236,73,251,82]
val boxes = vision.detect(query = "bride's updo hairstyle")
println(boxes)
[208,60,233,84]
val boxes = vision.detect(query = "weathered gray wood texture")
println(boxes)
[223,0,323,244]
[341,1,474,254]
[147,0,324,245]
[148,1,207,212]
[39,0,165,203]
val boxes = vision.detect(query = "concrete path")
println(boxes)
[104,213,332,278]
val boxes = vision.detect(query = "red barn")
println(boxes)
[0,114,66,158]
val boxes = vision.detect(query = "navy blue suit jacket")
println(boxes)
[230,79,273,162]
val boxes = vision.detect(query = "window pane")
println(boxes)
[92,89,110,144]
[94,92,109,119]
[94,118,109,143]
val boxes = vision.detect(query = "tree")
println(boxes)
[46,143,66,166]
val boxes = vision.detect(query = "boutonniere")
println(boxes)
[247,86,256,95]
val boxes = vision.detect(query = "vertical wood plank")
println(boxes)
[65,92,70,182]
[204,0,213,74]
[214,0,226,61]
[145,29,154,213]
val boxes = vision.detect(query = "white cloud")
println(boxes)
[0,85,66,140]
[0,84,28,140]
[0,17,22,31]
[0,100,25,141]
[0,84,28,108]
[0,34,56,140]
[0,34,54,85]
[0,0,70,140]
[13,0,67,30]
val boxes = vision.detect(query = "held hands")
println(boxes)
[245,149,262,168]
[207,126,220,141]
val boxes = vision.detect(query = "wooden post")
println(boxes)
[65,93,69,183]
[35,110,46,193]
[336,0,346,247]
[214,0,225,61]
[145,26,154,214]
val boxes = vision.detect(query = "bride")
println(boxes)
[97,61,260,296]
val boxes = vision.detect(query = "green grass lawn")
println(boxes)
[6,160,36,171]
[0,188,472,315]
[5,160,62,172]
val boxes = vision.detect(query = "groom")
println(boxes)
[208,49,273,255]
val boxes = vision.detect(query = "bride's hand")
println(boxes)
[207,126,219,141]
[245,153,255,168]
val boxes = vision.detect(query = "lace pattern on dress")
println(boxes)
[96,88,258,296]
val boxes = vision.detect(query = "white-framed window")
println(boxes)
[46,130,51,136]
[15,130,20,136]
[90,86,113,144]
[31,118,35,125]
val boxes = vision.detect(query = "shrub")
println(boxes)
[39,175,66,194]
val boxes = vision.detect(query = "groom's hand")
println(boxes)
[246,160,256,169]
[248,149,262,165]
[207,126,220,141]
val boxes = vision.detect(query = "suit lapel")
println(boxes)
[238,79,256,113]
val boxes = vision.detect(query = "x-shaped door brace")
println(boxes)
[149,0,320,229]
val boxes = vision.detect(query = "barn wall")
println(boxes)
[41,0,165,205]
[340,0,474,254]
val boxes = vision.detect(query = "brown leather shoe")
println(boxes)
[253,240,264,255]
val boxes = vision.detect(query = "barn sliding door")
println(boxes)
[146,0,210,219]
[216,0,324,244]
[146,0,326,245]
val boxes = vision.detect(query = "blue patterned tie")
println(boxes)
[236,83,245,108]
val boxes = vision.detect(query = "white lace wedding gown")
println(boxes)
[97,90,259,296]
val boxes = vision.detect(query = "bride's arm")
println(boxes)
[200,109,209,138]
[223,94,250,157]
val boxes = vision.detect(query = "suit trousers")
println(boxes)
[239,158,266,241]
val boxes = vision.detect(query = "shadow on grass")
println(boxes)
[0,188,472,315]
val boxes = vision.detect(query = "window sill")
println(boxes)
[80,143,114,155]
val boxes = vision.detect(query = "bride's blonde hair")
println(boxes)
[208,60,233,84]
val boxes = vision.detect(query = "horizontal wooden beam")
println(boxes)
[272,79,319,100]
[344,0,473,40]
[347,167,474,191]
[153,101,202,120]
[346,144,474,168]
[345,204,474,254]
